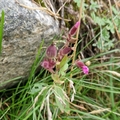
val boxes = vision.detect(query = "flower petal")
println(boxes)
[41,60,49,69]
[48,59,56,68]
[82,66,89,74]
[41,59,56,73]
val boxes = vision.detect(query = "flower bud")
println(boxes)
[69,21,80,36]
[60,47,72,55]
[58,47,72,61]
[46,43,57,59]
[85,61,91,66]
[75,60,84,68]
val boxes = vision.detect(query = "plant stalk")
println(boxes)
[68,0,84,95]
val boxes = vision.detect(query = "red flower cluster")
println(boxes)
[41,43,72,73]
[41,21,89,75]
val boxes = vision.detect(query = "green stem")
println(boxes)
[68,0,84,96]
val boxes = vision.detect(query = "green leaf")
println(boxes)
[101,28,110,40]
[105,19,115,33]
[54,86,70,113]
[91,12,106,26]
[59,63,68,76]
[114,17,120,32]
[93,28,114,51]
[112,6,119,15]
[57,55,69,76]
[30,83,47,94]
[0,10,4,54]
[74,0,81,7]
[90,0,99,12]
[74,0,88,11]
[59,55,68,69]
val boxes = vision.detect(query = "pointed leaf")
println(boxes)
[54,86,70,113]
[59,63,68,76]
[30,83,47,94]
[59,55,68,69]
[0,10,4,54]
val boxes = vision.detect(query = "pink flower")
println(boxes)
[69,21,80,36]
[41,59,56,73]
[75,60,89,75]
[81,66,89,74]
[46,43,57,59]
[41,60,49,69]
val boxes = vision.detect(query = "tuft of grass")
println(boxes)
[0,38,120,120]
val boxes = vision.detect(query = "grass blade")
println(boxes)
[0,10,4,54]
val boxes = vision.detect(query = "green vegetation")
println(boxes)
[0,0,120,120]
[0,10,4,54]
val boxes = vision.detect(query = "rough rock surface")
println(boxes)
[0,0,59,89]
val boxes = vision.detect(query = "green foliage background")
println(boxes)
[0,1,120,120]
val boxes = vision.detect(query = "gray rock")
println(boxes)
[0,0,59,89]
